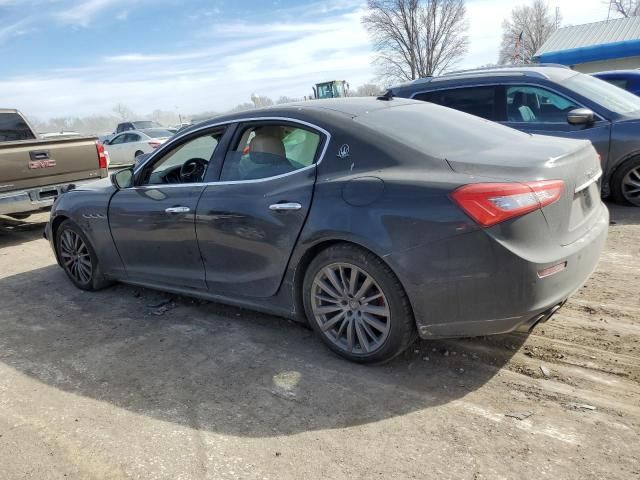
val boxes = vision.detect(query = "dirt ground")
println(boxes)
[0,204,638,480]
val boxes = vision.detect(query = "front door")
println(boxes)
[501,85,612,163]
[196,120,326,297]
[109,127,227,289]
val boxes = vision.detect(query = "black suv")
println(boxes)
[389,65,640,206]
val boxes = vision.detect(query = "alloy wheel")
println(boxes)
[622,166,640,206]
[311,262,390,355]
[59,229,93,284]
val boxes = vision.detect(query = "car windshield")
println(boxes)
[562,73,640,115]
[142,129,173,138]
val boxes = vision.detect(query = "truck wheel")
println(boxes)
[55,220,112,291]
[302,243,417,364]
[612,157,640,206]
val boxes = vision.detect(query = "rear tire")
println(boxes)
[134,150,144,158]
[302,243,416,364]
[612,157,640,206]
[55,220,112,291]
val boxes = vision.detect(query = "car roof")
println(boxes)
[593,70,640,77]
[389,65,579,94]
[189,97,422,132]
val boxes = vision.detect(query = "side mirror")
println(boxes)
[567,108,595,126]
[111,167,134,190]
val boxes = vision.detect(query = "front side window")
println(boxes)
[124,134,140,143]
[220,124,321,181]
[507,85,578,123]
[109,134,126,145]
[140,131,223,185]
[414,86,498,120]
[0,113,36,142]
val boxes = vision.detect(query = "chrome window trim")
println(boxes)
[409,82,607,123]
[132,116,331,188]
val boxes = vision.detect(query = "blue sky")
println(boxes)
[0,0,610,119]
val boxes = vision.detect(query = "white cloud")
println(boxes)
[0,19,33,45]
[461,0,609,68]
[0,0,616,120]
[55,0,131,27]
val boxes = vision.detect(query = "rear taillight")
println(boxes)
[148,140,161,149]
[451,180,564,227]
[96,141,108,169]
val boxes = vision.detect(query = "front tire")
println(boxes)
[612,157,640,206]
[302,244,416,364]
[55,220,111,291]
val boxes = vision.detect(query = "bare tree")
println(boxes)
[250,94,274,108]
[112,103,135,121]
[348,83,384,96]
[276,96,302,104]
[362,0,469,82]
[608,0,640,17]
[498,0,560,65]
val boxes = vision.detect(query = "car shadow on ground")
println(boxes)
[605,201,640,226]
[0,216,48,249]
[0,263,526,438]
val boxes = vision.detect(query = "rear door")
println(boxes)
[413,86,501,121]
[196,119,327,297]
[500,84,612,164]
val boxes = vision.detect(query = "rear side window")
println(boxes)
[220,124,321,181]
[414,86,498,121]
[0,113,36,142]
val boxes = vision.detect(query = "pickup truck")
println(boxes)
[0,109,108,219]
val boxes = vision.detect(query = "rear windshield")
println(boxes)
[0,112,36,142]
[133,121,159,129]
[562,73,640,115]
[142,129,173,138]
[354,103,529,158]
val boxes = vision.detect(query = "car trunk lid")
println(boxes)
[447,135,602,246]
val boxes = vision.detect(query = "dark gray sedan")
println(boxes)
[45,98,608,363]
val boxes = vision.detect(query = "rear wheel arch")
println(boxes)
[292,238,412,322]
[297,240,417,363]
[610,153,640,205]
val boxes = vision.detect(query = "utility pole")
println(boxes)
[555,6,561,30]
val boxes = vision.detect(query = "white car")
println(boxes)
[104,129,173,166]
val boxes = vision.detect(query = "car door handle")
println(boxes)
[165,206,190,214]
[269,202,302,211]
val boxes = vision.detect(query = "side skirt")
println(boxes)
[117,279,300,321]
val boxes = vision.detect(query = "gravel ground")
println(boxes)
[0,204,638,480]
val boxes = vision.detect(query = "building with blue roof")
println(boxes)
[534,16,640,73]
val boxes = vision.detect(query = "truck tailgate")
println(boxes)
[0,137,103,193]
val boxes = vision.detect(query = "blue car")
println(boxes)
[389,65,640,206]
[592,70,640,96]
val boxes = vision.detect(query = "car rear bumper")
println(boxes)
[0,180,98,217]
[391,203,609,339]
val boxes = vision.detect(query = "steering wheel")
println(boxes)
[180,157,208,183]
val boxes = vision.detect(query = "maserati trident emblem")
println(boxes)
[337,144,350,159]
